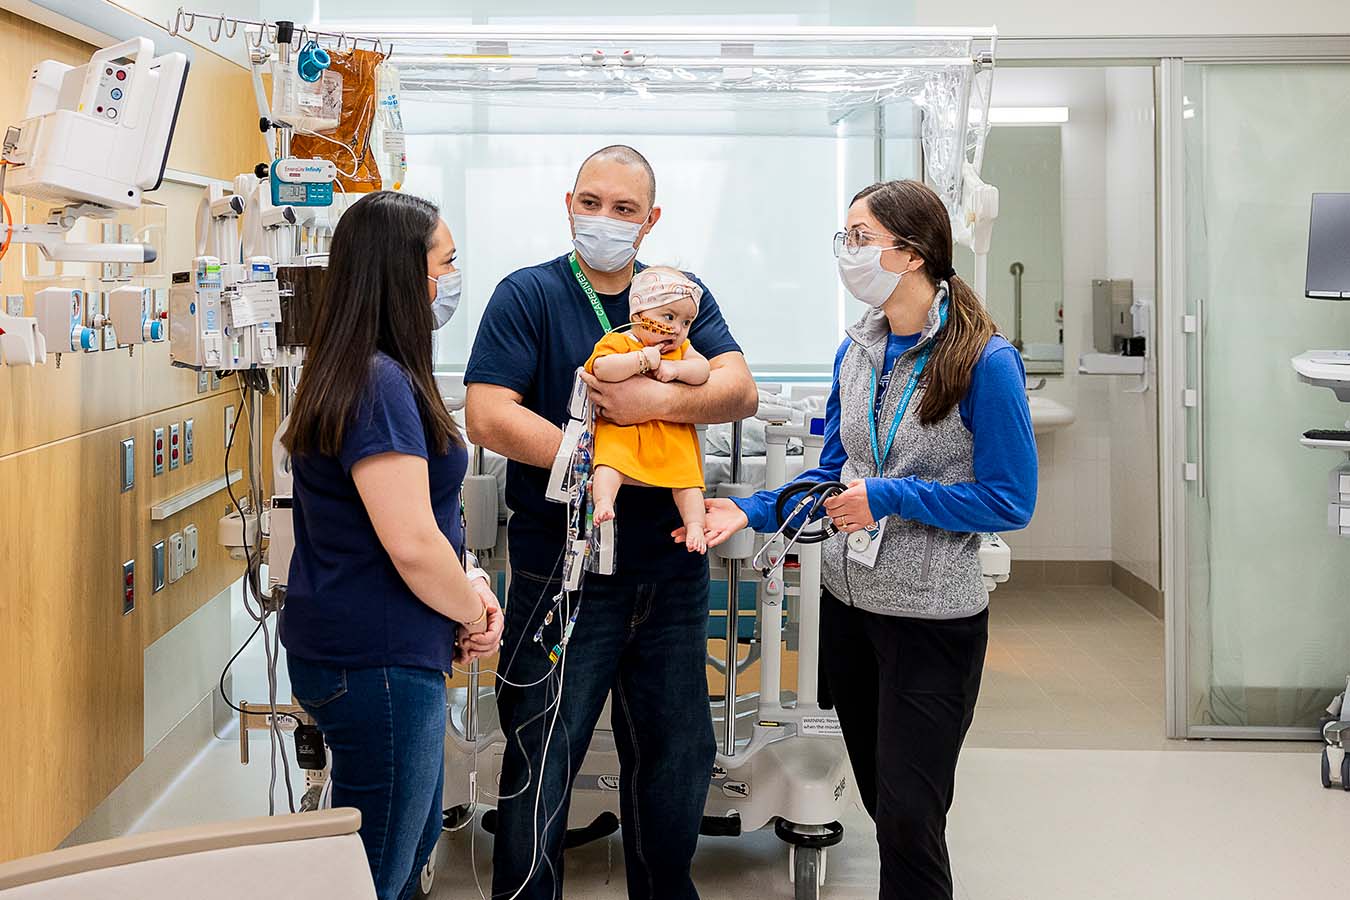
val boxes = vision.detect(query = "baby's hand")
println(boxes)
[641,346,663,372]
[653,359,680,383]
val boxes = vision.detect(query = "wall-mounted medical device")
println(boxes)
[268,157,336,208]
[107,284,166,348]
[1,38,188,264]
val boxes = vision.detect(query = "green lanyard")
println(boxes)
[568,252,617,333]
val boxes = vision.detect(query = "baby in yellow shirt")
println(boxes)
[585,267,711,553]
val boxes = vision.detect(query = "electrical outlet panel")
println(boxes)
[4,295,23,317]
[169,422,181,470]
[168,532,185,583]
[152,541,166,592]
[184,524,199,572]
[120,438,135,492]
[122,560,135,615]
[224,406,235,449]
[197,371,209,394]
[152,426,165,476]
[184,419,195,465]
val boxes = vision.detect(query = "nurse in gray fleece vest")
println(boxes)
[692,180,1038,900]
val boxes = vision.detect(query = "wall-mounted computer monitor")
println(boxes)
[1307,192,1350,299]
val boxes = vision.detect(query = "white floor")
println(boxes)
[129,730,1344,900]
[125,586,1347,899]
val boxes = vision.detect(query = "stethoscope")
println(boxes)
[750,480,859,576]
[749,299,949,578]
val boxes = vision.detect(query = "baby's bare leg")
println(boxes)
[592,466,623,524]
[674,487,707,554]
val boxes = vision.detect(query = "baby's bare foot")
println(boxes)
[594,503,616,525]
[685,524,707,554]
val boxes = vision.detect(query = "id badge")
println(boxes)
[846,519,885,568]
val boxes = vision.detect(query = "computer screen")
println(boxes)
[1306,193,1350,299]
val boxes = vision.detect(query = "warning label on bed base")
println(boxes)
[800,716,843,736]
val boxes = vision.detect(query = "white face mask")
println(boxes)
[428,270,462,329]
[572,213,644,273]
[837,245,902,309]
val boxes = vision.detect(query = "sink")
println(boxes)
[1027,395,1075,435]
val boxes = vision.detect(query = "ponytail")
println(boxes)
[852,180,999,426]
[918,274,996,426]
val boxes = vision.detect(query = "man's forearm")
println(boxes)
[468,404,564,470]
[661,355,757,425]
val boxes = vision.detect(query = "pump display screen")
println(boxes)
[276,183,309,204]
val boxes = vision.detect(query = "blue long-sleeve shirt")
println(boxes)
[734,333,1038,534]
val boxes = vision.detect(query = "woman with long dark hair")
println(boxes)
[692,180,1037,900]
[280,191,503,900]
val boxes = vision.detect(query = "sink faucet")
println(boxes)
[1025,377,1047,392]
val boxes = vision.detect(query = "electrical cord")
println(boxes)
[222,380,297,815]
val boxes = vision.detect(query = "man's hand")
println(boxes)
[580,370,674,426]
[455,579,503,664]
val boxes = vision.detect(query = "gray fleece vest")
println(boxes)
[821,291,988,620]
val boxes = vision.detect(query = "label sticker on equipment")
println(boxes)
[721,781,750,799]
[711,765,728,781]
[597,774,620,792]
[801,716,843,737]
[847,519,885,568]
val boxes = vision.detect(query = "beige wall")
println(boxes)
[0,8,266,862]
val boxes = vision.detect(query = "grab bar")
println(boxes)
[151,470,243,520]
[1009,261,1024,351]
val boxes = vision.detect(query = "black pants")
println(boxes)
[821,592,988,900]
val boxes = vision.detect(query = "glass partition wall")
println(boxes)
[1167,60,1350,737]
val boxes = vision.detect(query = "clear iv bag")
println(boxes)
[373,63,408,191]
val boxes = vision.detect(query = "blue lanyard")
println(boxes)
[869,347,932,473]
[867,299,948,473]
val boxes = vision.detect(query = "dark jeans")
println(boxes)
[820,593,988,900]
[288,656,447,900]
[491,568,715,900]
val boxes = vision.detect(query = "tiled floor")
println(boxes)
[972,584,1168,750]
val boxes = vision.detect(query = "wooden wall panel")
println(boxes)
[0,10,271,863]
[0,428,146,862]
[137,392,249,646]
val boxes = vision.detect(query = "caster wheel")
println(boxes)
[1322,748,1333,789]
[1341,751,1350,792]
[413,854,436,899]
[443,804,473,831]
[790,846,823,900]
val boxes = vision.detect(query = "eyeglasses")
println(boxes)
[833,229,906,258]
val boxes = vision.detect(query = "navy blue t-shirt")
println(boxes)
[465,254,741,583]
[281,352,468,673]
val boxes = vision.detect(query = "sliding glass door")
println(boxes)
[1166,60,1350,737]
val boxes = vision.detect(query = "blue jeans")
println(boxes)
[288,657,446,900]
[491,569,715,900]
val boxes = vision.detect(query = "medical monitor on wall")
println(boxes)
[1306,193,1350,299]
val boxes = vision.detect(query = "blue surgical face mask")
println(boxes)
[428,270,462,329]
[572,213,645,273]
